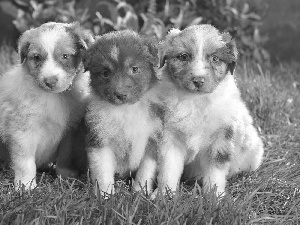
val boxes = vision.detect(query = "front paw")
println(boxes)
[150,187,177,200]
[14,178,37,192]
[94,182,115,199]
[132,182,154,196]
[56,166,79,179]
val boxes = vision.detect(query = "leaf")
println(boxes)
[242,3,249,14]
[245,13,262,21]
[164,0,170,18]
[225,6,238,17]
[253,28,261,43]
[188,17,203,26]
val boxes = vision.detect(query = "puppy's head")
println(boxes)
[159,25,238,94]
[82,30,158,105]
[18,22,94,93]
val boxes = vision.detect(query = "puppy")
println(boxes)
[155,24,264,196]
[0,22,94,189]
[82,30,161,196]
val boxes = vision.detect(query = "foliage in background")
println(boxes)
[11,0,270,64]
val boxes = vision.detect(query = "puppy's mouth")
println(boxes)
[182,77,215,94]
[38,78,72,93]
[108,91,139,105]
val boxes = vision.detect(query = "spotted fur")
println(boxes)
[153,24,264,196]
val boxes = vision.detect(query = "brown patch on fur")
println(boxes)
[224,126,234,140]
[213,39,238,75]
[215,150,231,164]
[86,126,104,149]
[53,36,78,74]
[149,102,166,121]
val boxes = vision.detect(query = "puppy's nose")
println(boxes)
[44,76,58,89]
[114,91,127,101]
[192,76,205,89]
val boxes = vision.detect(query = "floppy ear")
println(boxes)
[159,54,167,68]
[18,29,34,63]
[67,22,95,51]
[226,40,238,74]
[158,28,181,68]
[167,28,181,38]
[158,41,167,68]
[81,50,92,72]
[142,35,159,66]
[19,42,30,63]
[221,32,238,74]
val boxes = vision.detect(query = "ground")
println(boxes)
[0,45,299,224]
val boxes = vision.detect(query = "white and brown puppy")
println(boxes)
[82,30,161,196]
[0,22,93,189]
[155,24,264,196]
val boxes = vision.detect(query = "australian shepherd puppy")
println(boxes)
[0,22,94,189]
[154,25,264,196]
[82,30,161,196]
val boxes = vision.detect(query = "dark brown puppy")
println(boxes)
[82,30,161,196]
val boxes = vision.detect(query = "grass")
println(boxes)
[0,45,299,225]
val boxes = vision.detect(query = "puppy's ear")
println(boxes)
[221,32,238,74]
[19,42,30,63]
[67,22,95,51]
[167,28,181,38]
[18,29,33,63]
[159,53,167,68]
[158,41,168,68]
[142,35,159,66]
[158,28,181,68]
[81,50,91,72]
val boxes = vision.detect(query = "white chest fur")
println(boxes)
[161,75,244,161]
[88,97,159,172]
[0,66,73,165]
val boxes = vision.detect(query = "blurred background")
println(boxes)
[0,0,299,65]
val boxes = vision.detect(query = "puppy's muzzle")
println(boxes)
[114,91,128,102]
[191,76,205,89]
[44,76,58,89]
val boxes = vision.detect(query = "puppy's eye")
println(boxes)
[102,68,111,78]
[211,55,219,63]
[131,66,139,74]
[62,54,70,60]
[32,54,41,62]
[177,53,190,61]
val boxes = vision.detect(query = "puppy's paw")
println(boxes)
[14,179,37,192]
[150,188,158,200]
[56,166,79,179]
[150,187,177,200]
[132,182,154,196]
[94,183,115,199]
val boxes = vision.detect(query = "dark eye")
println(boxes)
[211,55,219,63]
[62,54,70,60]
[32,54,41,62]
[102,68,111,78]
[132,66,139,73]
[177,53,189,61]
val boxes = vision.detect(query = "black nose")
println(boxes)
[114,91,127,101]
[44,76,58,89]
[192,76,205,89]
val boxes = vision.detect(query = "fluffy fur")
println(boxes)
[0,22,94,189]
[82,30,161,196]
[154,24,264,196]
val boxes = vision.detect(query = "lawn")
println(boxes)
[0,45,299,225]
